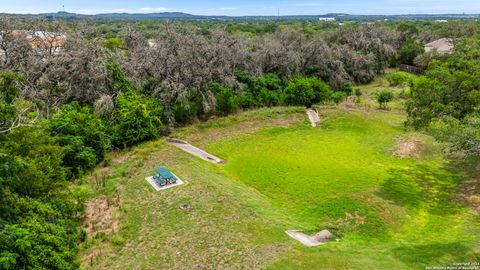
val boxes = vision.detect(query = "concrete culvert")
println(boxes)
[168,138,225,164]
[312,230,333,243]
[179,204,190,211]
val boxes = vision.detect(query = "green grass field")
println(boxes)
[78,105,480,269]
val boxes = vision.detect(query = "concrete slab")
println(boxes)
[145,172,185,191]
[306,109,320,127]
[167,138,225,164]
[286,230,327,247]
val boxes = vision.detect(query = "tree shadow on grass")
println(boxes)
[392,242,480,268]
[379,163,464,214]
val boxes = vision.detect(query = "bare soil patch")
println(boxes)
[395,139,425,158]
[459,179,480,214]
[84,197,119,237]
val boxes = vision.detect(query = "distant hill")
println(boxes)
[1,11,479,21]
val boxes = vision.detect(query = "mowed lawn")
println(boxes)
[80,107,480,270]
[210,111,401,229]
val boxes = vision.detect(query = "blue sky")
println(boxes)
[0,0,478,16]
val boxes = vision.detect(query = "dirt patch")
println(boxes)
[84,197,119,237]
[459,179,480,214]
[340,96,357,110]
[395,139,424,158]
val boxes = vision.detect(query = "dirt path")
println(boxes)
[306,109,320,127]
[167,138,225,164]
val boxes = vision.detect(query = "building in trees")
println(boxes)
[424,38,454,54]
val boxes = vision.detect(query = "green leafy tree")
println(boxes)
[406,38,480,158]
[211,83,240,116]
[113,91,164,146]
[255,73,283,107]
[377,90,394,109]
[106,60,165,146]
[283,76,333,107]
[0,72,29,134]
[49,102,111,176]
[397,39,425,66]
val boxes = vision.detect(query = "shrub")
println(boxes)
[385,72,415,87]
[239,72,283,107]
[103,37,126,51]
[376,90,395,109]
[283,76,333,107]
[211,83,241,116]
[397,39,425,66]
[340,82,353,96]
[355,89,363,99]
[173,97,203,125]
[49,102,111,176]
[113,91,164,146]
[255,73,283,107]
[331,92,347,105]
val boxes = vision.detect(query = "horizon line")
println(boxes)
[0,10,477,17]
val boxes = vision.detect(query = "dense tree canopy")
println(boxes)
[406,38,480,159]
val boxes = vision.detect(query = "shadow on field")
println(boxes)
[380,163,463,214]
[392,242,479,267]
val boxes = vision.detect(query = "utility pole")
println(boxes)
[62,5,65,12]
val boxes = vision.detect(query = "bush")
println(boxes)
[376,90,395,109]
[173,97,203,125]
[49,102,111,176]
[354,89,363,102]
[429,115,480,159]
[113,91,164,146]
[397,39,425,65]
[239,72,283,107]
[103,37,126,51]
[283,76,333,107]
[211,83,241,116]
[385,72,415,87]
[340,82,353,96]
[331,92,347,105]
[255,73,283,107]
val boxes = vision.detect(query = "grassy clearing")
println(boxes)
[78,104,480,269]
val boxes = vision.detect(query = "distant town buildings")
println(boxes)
[0,30,66,58]
[26,31,67,49]
[424,38,454,54]
[435,20,448,23]
[318,17,336,22]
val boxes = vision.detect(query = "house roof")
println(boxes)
[425,38,454,54]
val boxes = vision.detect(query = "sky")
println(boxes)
[0,0,478,16]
